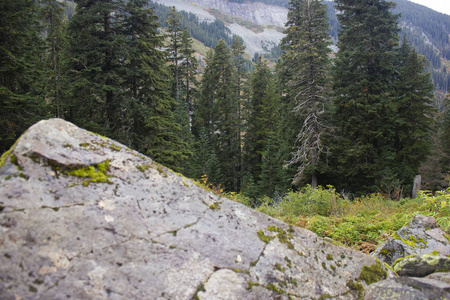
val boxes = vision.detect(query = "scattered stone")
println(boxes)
[0,119,381,299]
[364,276,450,300]
[392,253,450,277]
[373,214,450,266]
[427,272,450,285]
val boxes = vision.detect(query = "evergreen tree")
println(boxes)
[123,0,190,171]
[39,0,68,119]
[277,0,309,185]
[231,36,247,186]
[331,0,433,195]
[282,0,332,188]
[194,49,216,138]
[195,40,240,190]
[0,0,44,153]
[389,39,434,189]
[179,28,198,127]
[213,40,241,191]
[67,0,127,138]
[243,57,272,188]
[255,76,288,198]
[67,0,189,170]
[165,6,183,102]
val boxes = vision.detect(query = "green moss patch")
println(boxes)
[65,160,112,186]
[275,263,285,272]
[192,283,206,300]
[266,283,285,294]
[247,281,261,291]
[346,280,364,292]
[359,259,386,285]
[284,256,292,268]
[209,202,221,210]
[136,164,151,172]
[257,230,276,244]
[109,144,122,151]
[266,226,295,249]
[0,135,23,170]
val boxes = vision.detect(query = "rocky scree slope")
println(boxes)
[0,119,381,299]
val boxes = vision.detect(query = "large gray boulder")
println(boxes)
[0,119,382,299]
[373,214,450,266]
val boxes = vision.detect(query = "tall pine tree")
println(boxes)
[165,6,183,102]
[331,0,433,195]
[243,56,272,189]
[1,0,45,153]
[389,39,434,189]
[194,40,240,190]
[39,0,68,119]
[281,0,332,188]
[67,0,127,138]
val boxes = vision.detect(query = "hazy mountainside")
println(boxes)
[152,0,449,98]
[392,0,450,103]
[151,0,286,55]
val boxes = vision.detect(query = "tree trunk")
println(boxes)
[311,174,318,189]
[412,175,421,198]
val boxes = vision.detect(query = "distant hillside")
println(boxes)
[392,0,450,105]
[153,0,448,100]
[150,1,235,48]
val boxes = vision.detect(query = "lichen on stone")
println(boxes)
[156,165,168,177]
[392,232,426,248]
[422,253,441,266]
[392,254,418,271]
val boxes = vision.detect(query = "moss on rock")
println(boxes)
[359,259,387,285]
[66,160,112,186]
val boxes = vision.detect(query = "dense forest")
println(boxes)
[1,0,449,204]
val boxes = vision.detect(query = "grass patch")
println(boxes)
[222,185,450,251]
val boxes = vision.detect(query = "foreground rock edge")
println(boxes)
[1,118,381,299]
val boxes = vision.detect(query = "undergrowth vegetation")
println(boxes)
[198,176,450,253]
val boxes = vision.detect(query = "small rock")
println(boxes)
[392,253,450,277]
[409,214,438,229]
[364,277,450,300]
[427,272,450,285]
[373,214,450,266]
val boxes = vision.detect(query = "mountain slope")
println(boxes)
[151,0,449,97]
